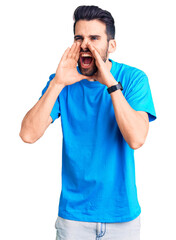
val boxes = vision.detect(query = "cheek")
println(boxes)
[94,47,102,56]
[92,41,106,54]
[90,43,101,54]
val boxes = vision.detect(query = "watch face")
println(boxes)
[114,83,122,90]
[119,82,123,90]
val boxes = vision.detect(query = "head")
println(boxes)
[73,5,116,76]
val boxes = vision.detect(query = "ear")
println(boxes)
[108,39,116,54]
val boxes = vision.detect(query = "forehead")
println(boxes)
[75,19,106,36]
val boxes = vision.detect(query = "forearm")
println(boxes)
[19,78,65,143]
[107,79,149,149]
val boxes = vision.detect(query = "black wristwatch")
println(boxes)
[107,82,123,94]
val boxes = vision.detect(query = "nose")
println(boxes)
[80,38,89,51]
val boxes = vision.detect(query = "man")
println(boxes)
[19,5,156,240]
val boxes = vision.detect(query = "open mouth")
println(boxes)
[80,54,93,68]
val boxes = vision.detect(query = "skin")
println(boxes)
[20,19,149,149]
[73,20,149,149]
[74,19,114,81]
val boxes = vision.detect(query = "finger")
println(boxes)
[67,42,77,58]
[88,42,101,60]
[69,42,81,60]
[87,42,103,66]
[74,42,81,61]
[60,47,70,62]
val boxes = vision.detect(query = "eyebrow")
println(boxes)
[74,35,101,39]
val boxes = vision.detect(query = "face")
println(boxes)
[74,20,110,76]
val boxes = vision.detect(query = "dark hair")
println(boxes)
[73,5,115,41]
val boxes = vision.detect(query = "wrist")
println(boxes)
[50,77,66,91]
[52,77,66,88]
[106,77,118,88]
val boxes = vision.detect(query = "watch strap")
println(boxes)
[107,82,123,94]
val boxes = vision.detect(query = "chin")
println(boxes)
[81,70,97,77]
[78,61,98,76]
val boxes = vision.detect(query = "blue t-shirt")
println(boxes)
[40,58,157,223]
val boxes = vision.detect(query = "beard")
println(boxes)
[78,45,109,77]
[78,58,98,76]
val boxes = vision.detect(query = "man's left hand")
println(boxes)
[87,42,117,87]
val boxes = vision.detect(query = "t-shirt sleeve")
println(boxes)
[125,70,157,122]
[39,74,61,123]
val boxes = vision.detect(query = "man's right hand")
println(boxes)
[53,42,91,86]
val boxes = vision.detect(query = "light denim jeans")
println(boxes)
[55,214,141,240]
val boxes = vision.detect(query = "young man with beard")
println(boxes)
[19,5,157,240]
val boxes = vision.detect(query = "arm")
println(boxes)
[19,80,65,143]
[106,78,149,149]
[20,41,91,144]
[87,42,149,150]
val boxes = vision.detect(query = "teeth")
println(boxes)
[81,54,92,57]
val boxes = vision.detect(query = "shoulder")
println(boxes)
[111,59,147,82]
[121,63,147,80]
[111,60,150,98]
[49,73,56,80]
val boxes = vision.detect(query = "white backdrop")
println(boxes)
[0,0,175,239]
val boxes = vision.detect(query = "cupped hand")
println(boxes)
[54,42,92,86]
[87,42,116,87]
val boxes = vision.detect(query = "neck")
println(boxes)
[106,58,112,72]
